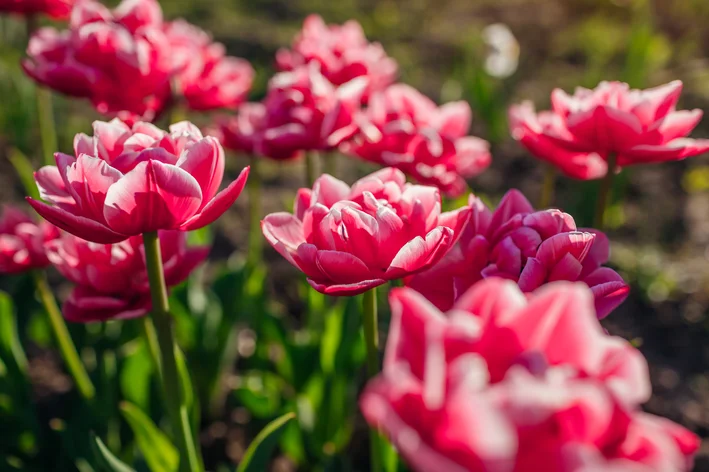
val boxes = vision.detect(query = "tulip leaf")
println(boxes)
[90,432,136,472]
[7,147,40,201]
[0,291,27,376]
[236,411,296,472]
[119,402,178,472]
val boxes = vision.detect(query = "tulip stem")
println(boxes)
[247,156,262,268]
[27,16,58,167]
[306,151,320,187]
[594,153,617,230]
[140,317,162,378]
[32,270,95,401]
[143,232,203,472]
[362,289,383,472]
[323,153,337,178]
[539,166,555,208]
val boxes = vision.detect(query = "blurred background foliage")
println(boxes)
[3,0,709,470]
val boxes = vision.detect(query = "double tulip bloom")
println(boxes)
[23,0,172,120]
[0,0,73,19]
[165,20,254,111]
[407,189,629,318]
[47,231,208,322]
[361,280,698,471]
[276,14,397,102]
[343,84,491,197]
[218,65,365,160]
[29,118,249,243]
[510,80,709,179]
[0,206,59,274]
[262,168,470,295]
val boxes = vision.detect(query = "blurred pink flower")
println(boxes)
[22,0,172,120]
[276,14,397,102]
[510,81,709,179]
[261,168,470,295]
[165,20,254,111]
[342,84,491,197]
[407,189,628,318]
[29,118,249,243]
[47,231,207,322]
[0,206,59,274]
[0,0,73,19]
[361,280,698,472]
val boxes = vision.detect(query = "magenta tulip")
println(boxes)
[360,280,698,472]
[29,118,249,243]
[165,20,254,111]
[0,0,73,18]
[510,80,709,179]
[22,0,172,120]
[0,206,59,274]
[407,189,628,318]
[262,168,470,295]
[276,14,397,102]
[47,231,208,322]
[342,84,491,197]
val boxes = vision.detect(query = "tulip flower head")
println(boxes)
[165,20,254,111]
[29,119,249,243]
[343,84,491,197]
[407,189,628,318]
[47,231,208,322]
[23,0,173,120]
[0,0,73,19]
[277,14,397,102]
[262,168,471,295]
[361,280,698,472]
[510,80,709,179]
[0,206,59,274]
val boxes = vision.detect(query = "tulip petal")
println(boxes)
[517,257,547,292]
[307,277,386,296]
[536,232,595,268]
[35,165,77,210]
[657,109,703,142]
[180,166,250,231]
[176,137,225,203]
[315,249,374,283]
[386,227,452,279]
[583,267,630,319]
[164,246,210,287]
[63,286,149,323]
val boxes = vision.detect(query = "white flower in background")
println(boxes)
[482,23,519,78]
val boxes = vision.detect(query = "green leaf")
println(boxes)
[236,412,296,472]
[120,402,178,472]
[0,291,27,376]
[7,148,40,201]
[120,343,153,411]
[90,433,136,472]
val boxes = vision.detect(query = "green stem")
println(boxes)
[362,289,382,472]
[305,151,319,187]
[27,17,58,167]
[323,152,337,178]
[142,232,202,472]
[139,317,162,378]
[247,156,262,268]
[594,153,617,230]
[32,271,95,401]
[539,166,556,209]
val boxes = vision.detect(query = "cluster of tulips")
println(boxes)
[1,0,708,470]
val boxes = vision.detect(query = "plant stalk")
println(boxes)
[539,166,556,208]
[247,156,262,268]
[594,153,617,229]
[305,151,319,187]
[362,289,382,472]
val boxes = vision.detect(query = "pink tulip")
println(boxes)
[0,206,59,274]
[0,0,73,19]
[360,280,698,472]
[261,168,470,295]
[29,118,249,244]
[165,20,254,111]
[47,231,208,322]
[276,14,397,103]
[407,189,628,318]
[22,0,172,120]
[343,84,491,197]
[510,81,709,179]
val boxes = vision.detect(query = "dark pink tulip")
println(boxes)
[22,0,172,120]
[261,168,470,295]
[276,14,397,102]
[29,119,249,243]
[360,280,698,472]
[510,81,709,179]
[47,231,208,322]
[407,189,628,318]
[0,0,73,19]
[0,206,59,274]
[165,20,254,111]
[342,84,491,197]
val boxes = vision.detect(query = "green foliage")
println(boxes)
[236,412,296,472]
[120,402,178,472]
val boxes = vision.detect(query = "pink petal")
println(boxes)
[163,246,210,287]
[180,166,250,231]
[35,165,76,210]
[261,213,306,268]
[103,161,203,235]
[435,101,472,138]
[63,287,149,323]
[583,267,629,319]
[315,250,374,283]
[548,252,583,282]
[622,138,709,165]
[517,257,547,292]
[307,277,386,296]
[386,227,453,279]
[64,154,123,222]
[489,190,534,235]
[536,232,595,268]
[176,137,225,204]
[657,110,703,142]
[312,174,350,207]
[566,105,643,152]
